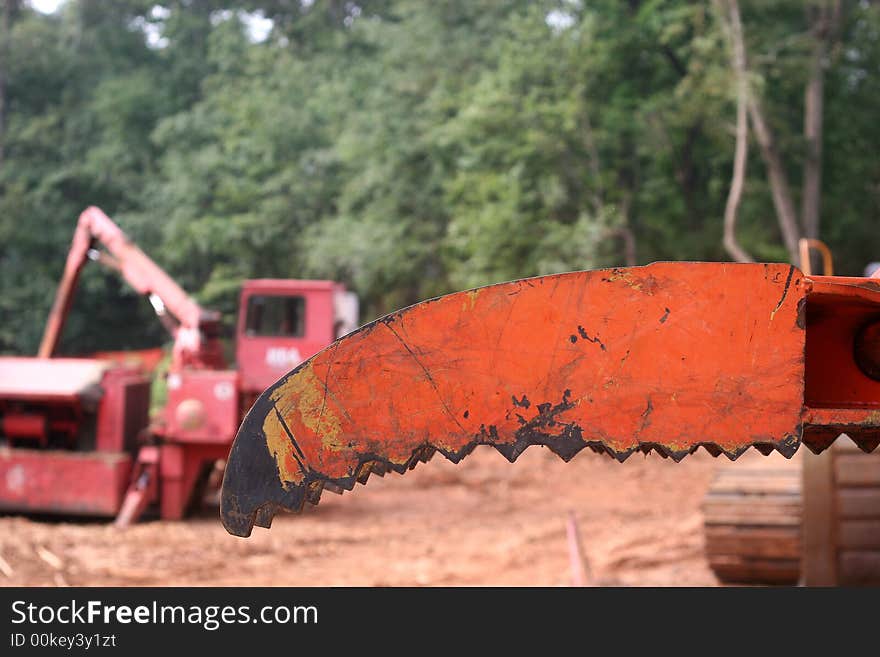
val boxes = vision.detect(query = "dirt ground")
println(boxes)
[0,446,788,587]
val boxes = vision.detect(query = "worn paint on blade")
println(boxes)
[603,268,659,294]
[462,288,481,312]
[263,361,347,487]
[262,403,306,488]
[270,361,344,448]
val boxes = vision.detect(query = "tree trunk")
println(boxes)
[801,1,842,250]
[727,0,801,262]
[720,0,754,263]
[747,96,802,263]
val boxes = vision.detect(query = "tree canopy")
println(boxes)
[1,0,877,355]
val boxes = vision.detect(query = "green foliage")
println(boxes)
[0,0,878,355]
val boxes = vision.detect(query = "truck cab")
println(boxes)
[235,280,359,401]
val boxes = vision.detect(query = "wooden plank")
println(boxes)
[838,550,880,585]
[838,521,880,549]
[704,490,800,500]
[703,508,800,521]
[802,449,837,585]
[713,468,801,478]
[836,488,880,519]
[835,455,880,487]
[705,526,800,559]
[714,467,801,477]
[703,511,801,526]
[700,495,801,515]
[709,479,801,495]
[709,557,800,584]
[711,475,799,483]
[712,474,799,482]
[705,525,800,541]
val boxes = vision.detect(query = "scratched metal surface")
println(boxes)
[221,262,806,536]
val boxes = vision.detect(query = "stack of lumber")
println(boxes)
[703,437,880,585]
[834,437,880,584]
[703,454,802,584]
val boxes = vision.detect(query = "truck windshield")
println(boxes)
[245,296,306,337]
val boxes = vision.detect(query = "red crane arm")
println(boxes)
[37,206,222,369]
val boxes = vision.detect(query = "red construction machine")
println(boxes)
[0,206,358,525]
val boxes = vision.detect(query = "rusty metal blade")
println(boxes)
[221,262,812,537]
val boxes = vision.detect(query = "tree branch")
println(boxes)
[801,0,842,243]
[719,0,754,263]
[715,0,803,263]
[747,94,802,263]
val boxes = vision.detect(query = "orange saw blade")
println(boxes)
[219,262,880,537]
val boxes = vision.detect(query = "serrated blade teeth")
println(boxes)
[224,431,880,538]
[356,463,373,485]
[416,447,436,464]
[702,443,722,457]
[754,443,775,456]
[306,481,324,505]
[851,436,880,453]
[323,481,345,495]
[253,504,278,529]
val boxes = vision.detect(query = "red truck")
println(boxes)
[0,206,358,525]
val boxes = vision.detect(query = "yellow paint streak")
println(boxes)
[262,410,305,488]
[262,362,347,489]
[461,289,481,312]
[606,270,643,291]
[864,410,880,425]
[270,362,345,450]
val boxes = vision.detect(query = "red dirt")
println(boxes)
[0,446,781,587]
